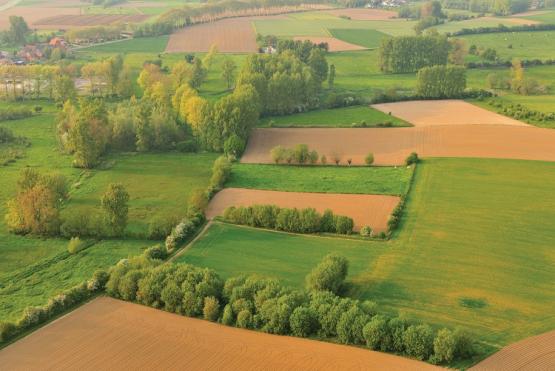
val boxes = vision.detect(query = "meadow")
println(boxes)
[227,163,413,195]
[258,106,408,127]
[180,158,555,348]
[329,28,388,49]
[78,36,170,54]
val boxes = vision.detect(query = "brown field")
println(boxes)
[34,14,149,27]
[242,125,555,165]
[0,296,440,371]
[206,188,400,232]
[166,18,258,53]
[0,6,80,30]
[372,100,529,127]
[470,329,555,371]
[476,16,540,25]
[293,36,366,51]
[326,8,397,20]
[512,10,550,17]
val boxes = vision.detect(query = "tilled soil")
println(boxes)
[293,36,367,51]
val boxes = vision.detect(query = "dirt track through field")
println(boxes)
[293,36,367,51]
[372,100,529,127]
[0,296,440,371]
[470,329,555,371]
[242,125,555,165]
[166,18,259,53]
[206,188,400,232]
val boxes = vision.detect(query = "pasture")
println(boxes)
[79,36,169,54]
[329,29,388,49]
[181,158,555,348]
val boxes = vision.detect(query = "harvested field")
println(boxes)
[206,188,400,232]
[326,8,397,20]
[34,14,149,27]
[242,125,555,165]
[0,6,80,29]
[166,18,258,53]
[470,329,555,371]
[0,296,439,371]
[372,100,529,127]
[293,36,366,51]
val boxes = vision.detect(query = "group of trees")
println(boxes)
[486,59,547,95]
[80,54,133,97]
[0,16,29,45]
[379,34,451,73]
[223,205,355,235]
[65,25,124,44]
[105,253,477,365]
[398,1,447,34]
[416,65,467,98]
[0,65,76,102]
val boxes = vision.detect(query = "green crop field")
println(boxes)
[330,29,388,49]
[227,163,413,195]
[433,16,545,33]
[79,36,170,54]
[259,106,408,127]
[521,9,555,23]
[461,31,555,60]
[181,158,555,349]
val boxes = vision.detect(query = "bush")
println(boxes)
[143,245,168,260]
[289,307,319,337]
[453,328,475,359]
[432,328,456,363]
[224,134,246,157]
[67,237,86,254]
[336,306,369,344]
[236,309,253,328]
[363,315,391,351]
[270,145,286,164]
[203,296,220,321]
[210,156,232,191]
[365,153,374,166]
[405,152,418,166]
[306,254,348,294]
[334,215,354,235]
[87,269,110,291]
[0,107,33,121]
[61,210,107,238]
[360,225,372,237]
[320,209,335,233]
[403,324,434,360]
[176,139,198,153]
[0,322,16,342]
[221,304,234,325]
[147,215,178,240]
[165,214,204,250]
[389,317,409,353]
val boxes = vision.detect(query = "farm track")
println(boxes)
[206,188,400,232]
[0,296,440,371]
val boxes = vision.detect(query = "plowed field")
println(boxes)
[34,14,149,27]
[293,36,367,51]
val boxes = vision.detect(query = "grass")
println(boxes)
[329,28,388,49]
[182,158,555,349]
[226,163,413,196]
[78,36,169,54]
[461,31,555,61]
[521,9,555,23]
[434,16,543,33]
[258,106,409,127]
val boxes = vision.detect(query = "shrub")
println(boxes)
[222,304,234,325]
[161,281,182,312]
[320,155,327,165]
[363,315,391,351]
[334,215,354,235]
[17,307,46,329]
[270,145,286,164]
[290,307,319,337]
[405,152,418,165]
[453,328,475,359]
[203,296,220,321]
[87,269,110,291]
[176,139,198,152]
[432,328,456,363]
[165,214,204,250]
[308,150,319,164]
[403,324,434,360]
[336,306,369,344]
[360,225,372,237]
[365,153,374,166]
[210,156,232,191]
[143,245,167,260]
[61,210,107,238]
[293,144,310,164]
[147,215,178,240]
[67,237,86,254]
[0,322,16,342]
[320,209,335,232]
[389,317,409,353]
[236,309,253,328]
[224,134,246,157]
[306,254,348,294]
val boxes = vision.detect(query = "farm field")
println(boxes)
[206,188,400,231]
[258,106,408,127]
[433,16,540,33]
[0,5,80,30]
[329,28,388,49]
[227,163,413,195]
[241,125,555,165]
[520,9,555,23]
[325,8,397,20]
[33,14,150,27]
[182,158,555,348]
[0,296,439,370]
[79,36,170,54]
[293,36,366,52]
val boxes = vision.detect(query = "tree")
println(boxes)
[363,315,391,351]
[203,296,220,321]
[8,16,29,44]
[328,64,335,88]
[221,57,237,89]
[101,183,129,236]
[336,306,369,344]
[190,58,207,89]
[309,48,328,86]
[306,254,349,294]
[290,307,319,337]
[270,145,286,164]
[365,153,374,165]
[53,75,76,104]
[203,44,219,69]
[448,39,467,65]
[403,324,434,360]
[416,65,466,98]
[433,328,456,363]
[511,58,525,94]
[379,34,450,73]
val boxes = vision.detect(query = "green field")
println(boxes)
[461,31,555,60]
[259,106,408,127]
[330,29,388,49]
[434,16,545,33]
[227,163,413,196]
[521,9,555,23]
[181,158,555,348]
[79,36,170,54]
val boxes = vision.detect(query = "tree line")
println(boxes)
[379,34,451,73]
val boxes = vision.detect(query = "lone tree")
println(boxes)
[306,254,349,294]
[101,183,129,236]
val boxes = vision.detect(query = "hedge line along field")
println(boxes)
[180,158,555,349]
[258,106,408,128]
[226,163,413,196]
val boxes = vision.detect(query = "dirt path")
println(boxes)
[206,188,400,232]
[168,221,213,262]
[372,100,529,127]
[470,329,555,371]
[0,297,440,371]
[242,125,555,165]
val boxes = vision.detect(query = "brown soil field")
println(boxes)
[166,18,258,53]
[0,296,440,371]
[0,6,80,29]
[206,188,400,232]
[242,125,555,165]
[470,329,555,371]
[372,100,529,127]
[293,36,366,51]
[34,14,149,27]
[479,15,540,25]
[326,8,397,20]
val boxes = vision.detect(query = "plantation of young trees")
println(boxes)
[416,65,467,98]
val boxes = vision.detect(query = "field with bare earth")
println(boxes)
[470,329,555,371]
[0,6,80,29]
[166,18,259,53]
[34,14,149,27]
[241,125,555,165]
[372,100,529,127]
[0,296,439,371]
[326,8,397,20]
[206,188,400,232]
[293,36,366,51]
